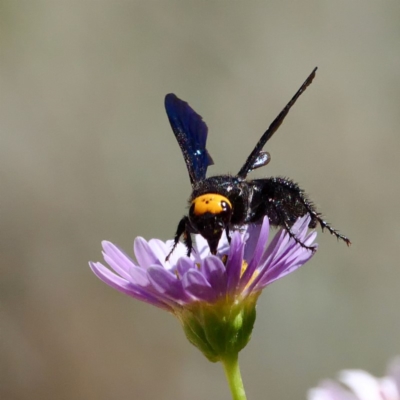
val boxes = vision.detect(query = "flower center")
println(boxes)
[221,255,260,291]
[240,260,259,289]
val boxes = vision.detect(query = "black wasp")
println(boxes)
[165,67,351,259]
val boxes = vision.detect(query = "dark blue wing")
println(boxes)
[165,94,214,185]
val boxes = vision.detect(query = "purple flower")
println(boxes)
[89,215,317,360]
[90,216,316,310]
[308,357,400,400]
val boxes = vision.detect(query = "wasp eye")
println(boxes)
[221,201,231,212]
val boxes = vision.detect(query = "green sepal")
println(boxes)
[176,293,259,362]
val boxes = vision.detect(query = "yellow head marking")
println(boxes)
[191,194,232,216]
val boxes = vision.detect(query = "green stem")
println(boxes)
[221,353,247,400]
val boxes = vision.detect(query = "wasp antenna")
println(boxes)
[237,67,317,179]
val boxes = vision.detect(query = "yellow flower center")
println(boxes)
[221,255,260,291]
[240,260,260,290]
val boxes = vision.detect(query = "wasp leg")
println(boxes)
[266,194,317,252]
[281,217,317,253]
[166,216,192,261]
[275,179,351,246]
[183,229,193,257]
[298,196,351,246]
[225,226,231,244]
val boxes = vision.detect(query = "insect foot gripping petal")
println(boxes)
[166,216,192,261]
[281,219,318,253]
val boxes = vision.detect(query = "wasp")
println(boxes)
[165,68,350,259]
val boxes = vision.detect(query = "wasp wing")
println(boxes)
[248,151,271,172]
[165,94,214,185]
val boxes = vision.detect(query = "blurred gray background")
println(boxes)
[1,1,399,399]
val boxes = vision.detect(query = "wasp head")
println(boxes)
[189,194,232,254]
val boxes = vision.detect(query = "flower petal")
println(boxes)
[259,227,291,267]
[192,234,210,261]
[176,256,196,277]
[245,225,316,293]
[216,230,231,256]
[388,356,400,394]
[164,240,188,265]
[240,217,270,290]
[308,380,357,400]
[101,241,136,280]
[129,265,151,287]
[90,216,317,312]
[201,256,227,296]
[89,262,171,311]
[182,269,216,301]
[90,261,131,292]
[133,237,163,268]
[243,223,262,261]
[254,247,314,291]
[226,232,244,295]
[147,238,169,265]
[339,370,385,400]
[147,265,191,304]
[308,359,400,400]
